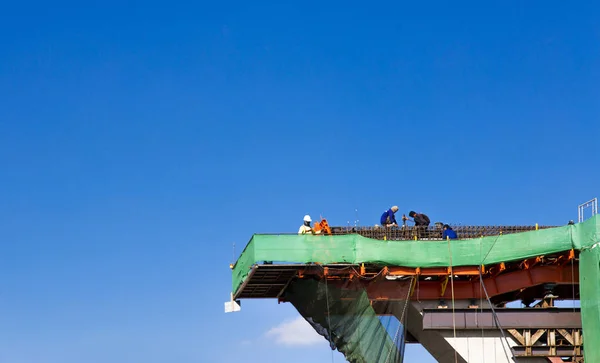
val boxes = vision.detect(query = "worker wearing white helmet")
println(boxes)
[298,214,321,235]
[380,205,400,227]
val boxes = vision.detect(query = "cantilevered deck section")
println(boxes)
[230,216,600,362]
[231,221,589,298]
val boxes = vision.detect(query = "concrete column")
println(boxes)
[440,331,547,363]
[404,302,468,363]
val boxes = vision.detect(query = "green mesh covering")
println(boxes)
[233,216,600,293]
[580,245,600,361]
[284,278,405,363]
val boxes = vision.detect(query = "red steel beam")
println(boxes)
[361,264,579,301]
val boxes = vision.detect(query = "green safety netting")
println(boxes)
[284,278,408,363]
[233,215,600,362]
[580,244,600,361]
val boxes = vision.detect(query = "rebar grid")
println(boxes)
[327,225,557,240]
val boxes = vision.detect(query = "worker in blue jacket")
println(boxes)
[380,206,400,227]
[442,224,458,240]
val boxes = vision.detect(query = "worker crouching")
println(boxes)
[442,224,458,240]
[408,211,430,226]
[380,206,400,228]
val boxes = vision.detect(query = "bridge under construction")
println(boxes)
[227,206,600,362]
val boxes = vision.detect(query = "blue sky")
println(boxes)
[0,0,598,362]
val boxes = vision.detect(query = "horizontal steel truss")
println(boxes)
[508,328,583,361]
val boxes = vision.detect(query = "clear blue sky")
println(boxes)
[0,0,598,362]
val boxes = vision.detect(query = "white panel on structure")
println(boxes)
[443,332,514,363]
[442,331,549,363]
[224,300,241,313]
[224,293,241,313]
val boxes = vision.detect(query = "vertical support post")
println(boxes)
[548,329,556,356]
[524,329,532,356]
[574,329,582,356]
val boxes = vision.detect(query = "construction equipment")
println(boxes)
[312,218,332,235]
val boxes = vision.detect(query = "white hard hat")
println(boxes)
[303,215,312,222]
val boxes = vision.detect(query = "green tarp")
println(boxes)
[233,216,600,294]
[580,244,600,360]
[232,215,600,362]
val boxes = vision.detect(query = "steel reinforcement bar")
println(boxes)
[327,224,557,240]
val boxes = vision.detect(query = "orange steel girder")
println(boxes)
[388,266,484,276]
[362,264,578,301]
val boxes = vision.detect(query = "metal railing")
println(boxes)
[578,197,598,223]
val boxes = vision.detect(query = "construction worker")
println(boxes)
[442,224,458,240]
[408,211,430,227]
[298,215,321,234]
[380,206,400,227]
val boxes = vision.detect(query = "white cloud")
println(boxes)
[265,317,324,347]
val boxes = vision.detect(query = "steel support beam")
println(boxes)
[422,308,581,330]
[512,345,582,357]
[387,265,483,276]
[362,265,578,301]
